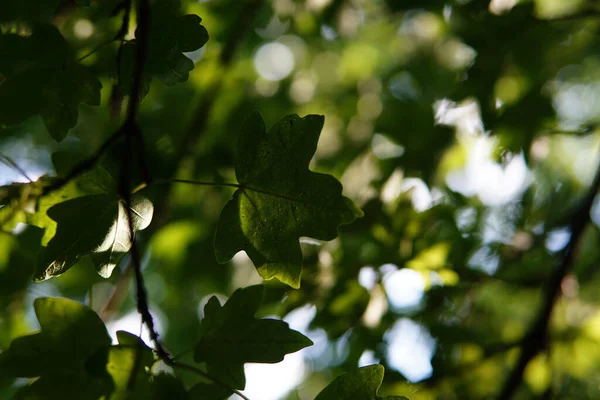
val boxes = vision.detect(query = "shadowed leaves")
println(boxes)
[119,0,209,98]
[0,24,101,141]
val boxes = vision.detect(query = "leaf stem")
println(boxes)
[76,37,116,62]
[169,362,252,400]
[152,178,240,189]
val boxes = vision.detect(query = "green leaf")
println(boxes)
[194,285,313,389]
[0,24,101,141]
[214,112,363,288]
[0,297,111,378]
[5,316,187,400]
[26,169,116,246]
[36,193,153,281]
[315,365,409,400]
[119,1,209,97]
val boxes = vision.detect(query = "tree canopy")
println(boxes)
[2,0,600,399]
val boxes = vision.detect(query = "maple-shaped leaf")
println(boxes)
[0,297,111,378]
[315,365,409,400]
[36,193,153,281]
[0,24,101,141]
[214,112,363,288]
[119,0,209,98]
[1,300,187,400]
[194,285,313,389]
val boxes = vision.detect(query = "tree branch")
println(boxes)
[117,0,170,365]
[497,152,600,399]
[169,362,252,400]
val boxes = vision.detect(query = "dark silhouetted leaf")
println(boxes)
[36,193,153,281]
[214,113,363,288]
[0,24,101,141]
[119,0,209,97]
[194,285,313,389]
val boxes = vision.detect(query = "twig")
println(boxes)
[497,152,600,399]
[42,128,123,195]
[151,178,240,189]
[0,152,32,182]
[169,362,252,400]
[117,0,169,363]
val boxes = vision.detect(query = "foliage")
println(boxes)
[3,0,600,399]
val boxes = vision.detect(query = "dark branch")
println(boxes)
[117,0,169,366]
[497,152,600,399]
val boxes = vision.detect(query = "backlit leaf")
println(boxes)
[214,112,363,288]
[36,193,153,281]
[194,285,313,389]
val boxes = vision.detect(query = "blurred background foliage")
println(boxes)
[3,0,600,398]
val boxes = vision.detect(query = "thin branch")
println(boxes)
[79,2,132,63]
[497,151,600,400]
[169,362,251,400]
[152,178,240,189]
[118,0,170,364]
[77,37,117,62]
[0,152,32,182]
[42,128,123,195]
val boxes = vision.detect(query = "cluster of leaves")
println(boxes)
[0,289,402,400]
[4,0,600,399]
